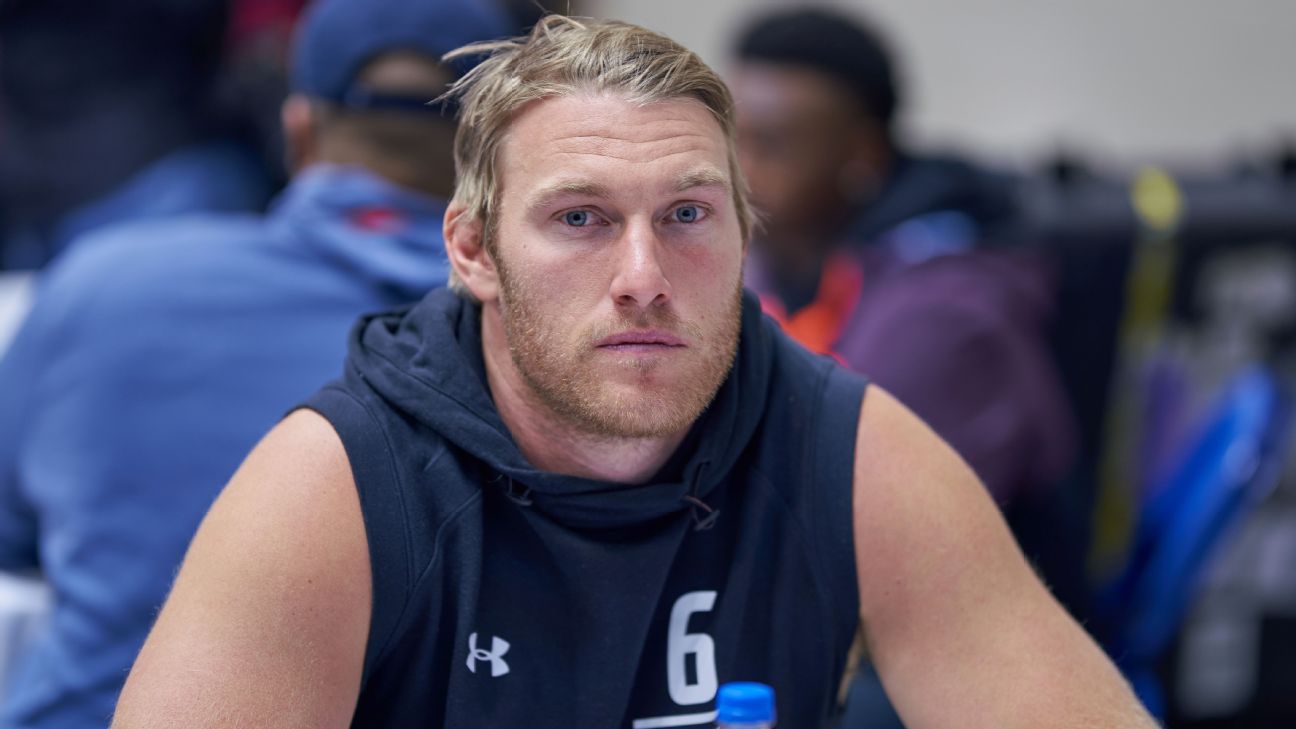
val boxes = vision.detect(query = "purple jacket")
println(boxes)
[747,247,1077,503]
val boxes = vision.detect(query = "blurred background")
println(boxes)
[598,0,1296,165]
[3,0,1296,727]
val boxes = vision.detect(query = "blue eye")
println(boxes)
[563,210,592,227]
[672,205,704,223]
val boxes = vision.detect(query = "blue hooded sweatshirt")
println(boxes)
[0,165,449,727]
[303,287,869,727]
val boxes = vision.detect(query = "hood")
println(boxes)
[848,154,1019,244]
[271,164,450,302]
[344,288,774,530]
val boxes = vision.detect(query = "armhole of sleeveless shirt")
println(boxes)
[294,387,416,688]
[811,366,869,674]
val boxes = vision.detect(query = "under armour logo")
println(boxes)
[466,632,511,677]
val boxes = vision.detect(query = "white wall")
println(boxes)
[582,0,1296,167]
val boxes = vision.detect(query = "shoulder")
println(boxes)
[114,409,370,726]
[847,389,1156,727]
[745,309,870,484]
[205,408,358,530]
[764,309,860,383]
[849,386,1018,620]
[243,409,358,516]
[300,377,482,555]
[6,215,272,375]
[762,313,870,419]
[41,214,268,307]
[302,379,481,521]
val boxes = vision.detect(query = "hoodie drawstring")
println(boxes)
[682,462,719,531]
[492,472,533,507]
[505,479,534,506]
[495,467,717,524]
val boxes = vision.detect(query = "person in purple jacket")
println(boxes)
[733,7,1077,505]
[0,1,509,725]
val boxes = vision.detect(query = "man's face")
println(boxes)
[731,61,882,250]
[486,92,745,439]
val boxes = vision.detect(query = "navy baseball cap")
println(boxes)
[290,0,511,112]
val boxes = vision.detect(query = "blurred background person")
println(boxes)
[732,7,1077,511]
[0,0,276,271]
[0,0,509,724]
[729,9,1086,728]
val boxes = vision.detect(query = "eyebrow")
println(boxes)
[527,180,613,212]
[673,168,731,194]
[526,168,732,213]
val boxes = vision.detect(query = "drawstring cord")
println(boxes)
[505,478,534,506]
[494,467,716,526]
[491,472,534,506]
[682,462,719,531]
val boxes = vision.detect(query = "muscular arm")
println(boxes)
[853,387,1154,727]
[112,409,370,728]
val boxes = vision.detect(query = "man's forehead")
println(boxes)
[503,93,728,163]
[522,166,732,210]
[497,93,733,196]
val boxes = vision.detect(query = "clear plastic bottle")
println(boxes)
[715,681,776,728]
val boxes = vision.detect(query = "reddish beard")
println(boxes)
[495,255,743,440]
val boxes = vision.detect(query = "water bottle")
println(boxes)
[715,681,776,728]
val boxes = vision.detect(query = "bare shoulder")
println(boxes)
[851,385,1018,614]
[229,407,357,508]
[180,408,363,573]
[113,409,371,729]
[850,387,1155,727]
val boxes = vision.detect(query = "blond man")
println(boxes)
[115,16,1156,728]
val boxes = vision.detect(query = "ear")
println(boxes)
[281,94,320,175]
[444,200,500,303]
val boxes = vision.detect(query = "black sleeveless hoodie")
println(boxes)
[302,288,868,728]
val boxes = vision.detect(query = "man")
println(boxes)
[0,0,508,725]
[732,8,1076,505]
[114,16,1156,728]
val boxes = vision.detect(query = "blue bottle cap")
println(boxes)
[716,682,776,724]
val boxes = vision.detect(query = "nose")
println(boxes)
[609,218,671,310]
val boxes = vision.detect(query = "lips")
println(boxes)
[595,329,687,348]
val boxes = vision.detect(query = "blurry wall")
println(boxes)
[583,0,1296,166]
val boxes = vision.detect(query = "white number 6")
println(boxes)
[667,590,718,705]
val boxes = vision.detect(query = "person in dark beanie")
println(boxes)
[0,1,508,725]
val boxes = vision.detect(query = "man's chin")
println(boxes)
[561,383,705,440]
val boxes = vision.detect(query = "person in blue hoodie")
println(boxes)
[0,0,510,725]
[115,16,1156,729]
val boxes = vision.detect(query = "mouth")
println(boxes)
[595,329,687,352]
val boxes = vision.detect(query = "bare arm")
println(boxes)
[112,409,370,728]
[853,387,1156,728]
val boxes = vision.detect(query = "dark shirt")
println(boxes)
[303,288,868,727]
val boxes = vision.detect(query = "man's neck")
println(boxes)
[479,308,688,485]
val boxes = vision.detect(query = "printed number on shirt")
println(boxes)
[667,590,718,705]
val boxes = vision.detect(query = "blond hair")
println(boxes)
[442,15,754,294]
